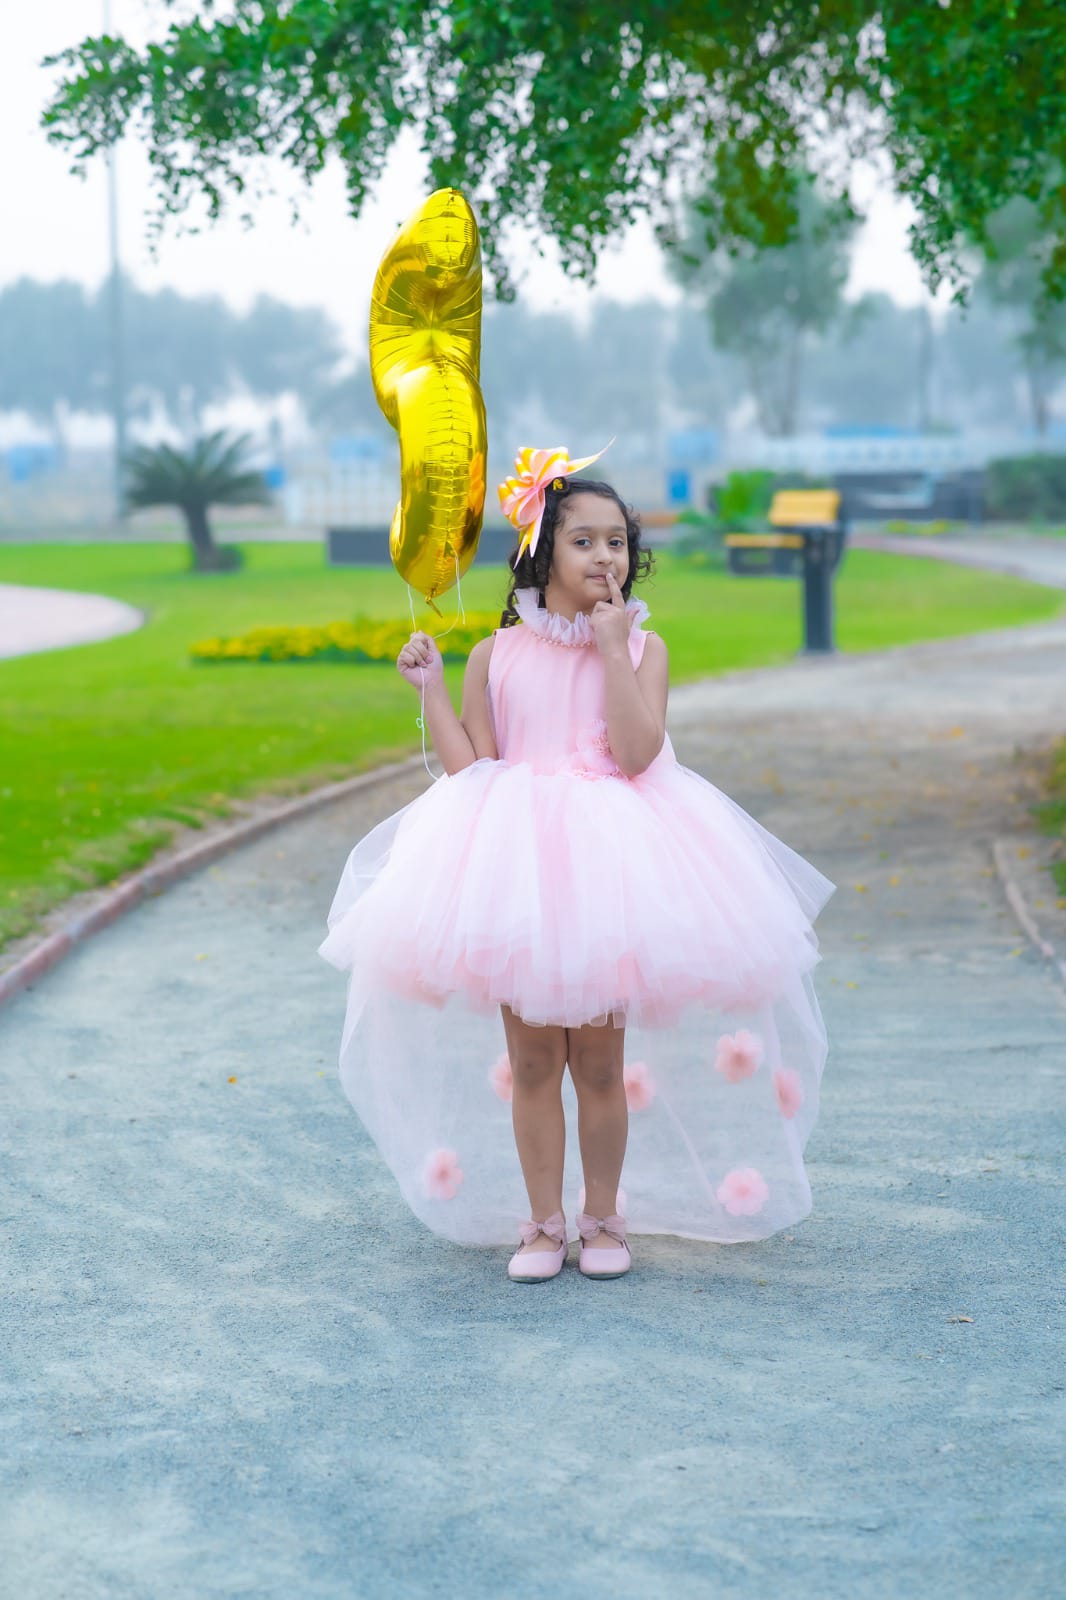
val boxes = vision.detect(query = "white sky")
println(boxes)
[4,1,948,362]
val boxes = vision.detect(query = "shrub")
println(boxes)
[670,508,728,570]
[190,612,500,665]
[710,469,777,527]
[985,454,1066,521]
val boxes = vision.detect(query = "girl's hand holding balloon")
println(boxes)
[589,571,630,659]
[396,631,444,690]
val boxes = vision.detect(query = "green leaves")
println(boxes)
[39,1,1066,304]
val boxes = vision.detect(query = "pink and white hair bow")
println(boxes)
[497,441,612,567]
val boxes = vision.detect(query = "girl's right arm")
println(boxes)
[396,632,498,775]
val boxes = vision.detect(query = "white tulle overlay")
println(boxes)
[319,589,836,1247]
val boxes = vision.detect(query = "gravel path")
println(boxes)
[2,539,1064,1599]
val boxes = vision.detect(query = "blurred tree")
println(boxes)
[479,300,677,459]
[228,294,345,408]
[936,288,1030,431]
[579,299,673,461]
[668,175,857,435]
[803,293,925,430]
[479,302,584,440]
[307,364,390,434]
[0,278,103,458]
[665,306,743,428]
[123,430,272,571]
[117,280,234,432]
[41,2,1066,307]
[976,196,1066,434]
[0,276,350,439]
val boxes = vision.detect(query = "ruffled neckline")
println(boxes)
[512,586,650,648]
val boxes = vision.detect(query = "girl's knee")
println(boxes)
[568,1046,624,1095]
[509,1040,566,1090]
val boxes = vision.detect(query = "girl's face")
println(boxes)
[545,492,631,614]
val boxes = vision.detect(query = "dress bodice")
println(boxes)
[486,586,675,778]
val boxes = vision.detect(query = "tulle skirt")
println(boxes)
[319,756,836,1246]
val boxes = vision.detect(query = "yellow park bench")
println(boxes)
[725,489,844,577]
[723,487,847,653]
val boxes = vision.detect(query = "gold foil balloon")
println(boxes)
[369,188,487,612]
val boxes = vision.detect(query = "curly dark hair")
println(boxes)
[498,479,656,627]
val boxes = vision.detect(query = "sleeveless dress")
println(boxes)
[318,586,836,1247]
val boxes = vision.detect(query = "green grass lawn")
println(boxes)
[2,539,1064,952]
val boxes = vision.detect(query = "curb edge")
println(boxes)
[0,754,431,1010]
[991,836,1066,993]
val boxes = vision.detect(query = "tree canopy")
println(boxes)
[41,2,1066,304]
[668,175,859,435]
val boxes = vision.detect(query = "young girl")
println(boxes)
[319,445,836,1282]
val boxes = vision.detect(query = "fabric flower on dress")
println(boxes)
[623,1060,656,1111]
[489,1053,513,1103]
[716,1167,769,1216]
[566,718,625,780]
[423,1147,464,1200]
[714,1029,764,1083]
[773,1068,804,1119]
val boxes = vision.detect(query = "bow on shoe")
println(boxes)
[576,1213,627,1244]
[519,1211,567,1247]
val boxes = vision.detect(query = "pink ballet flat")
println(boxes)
[507,1211,568,1283]
[577,1212,631,1279]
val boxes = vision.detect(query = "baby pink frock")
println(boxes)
[319,586,836,1247]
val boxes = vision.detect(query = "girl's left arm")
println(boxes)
[603,632,669,778]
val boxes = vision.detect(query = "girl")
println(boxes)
[319,445,836,1282]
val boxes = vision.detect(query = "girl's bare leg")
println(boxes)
[567,1018,628,1249]
[500,1004,568,1253]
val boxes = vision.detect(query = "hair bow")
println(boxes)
[497,442,612,568]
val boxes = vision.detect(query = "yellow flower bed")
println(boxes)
[190,612,501,665]
[883,518,957,537]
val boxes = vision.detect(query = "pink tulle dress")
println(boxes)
[318,586,836,1247]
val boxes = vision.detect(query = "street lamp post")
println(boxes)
[103,0,127,525]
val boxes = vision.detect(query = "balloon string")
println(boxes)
[406,555,467,783]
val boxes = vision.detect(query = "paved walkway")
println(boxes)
[2,541,1065,1598]
[0,583,142,658]
[0,550,661,660]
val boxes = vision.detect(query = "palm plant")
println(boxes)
[123,430,273,570]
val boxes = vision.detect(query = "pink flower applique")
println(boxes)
[423,1147,464,1201]
[716,1167,769,1216]
[489,1052,513,1103]
[714,1029,764,1084]
[568,718,624,780]
[623,1059,656,1111]
[773,1068,804,1119]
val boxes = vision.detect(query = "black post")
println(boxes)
[801,528,835,654]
